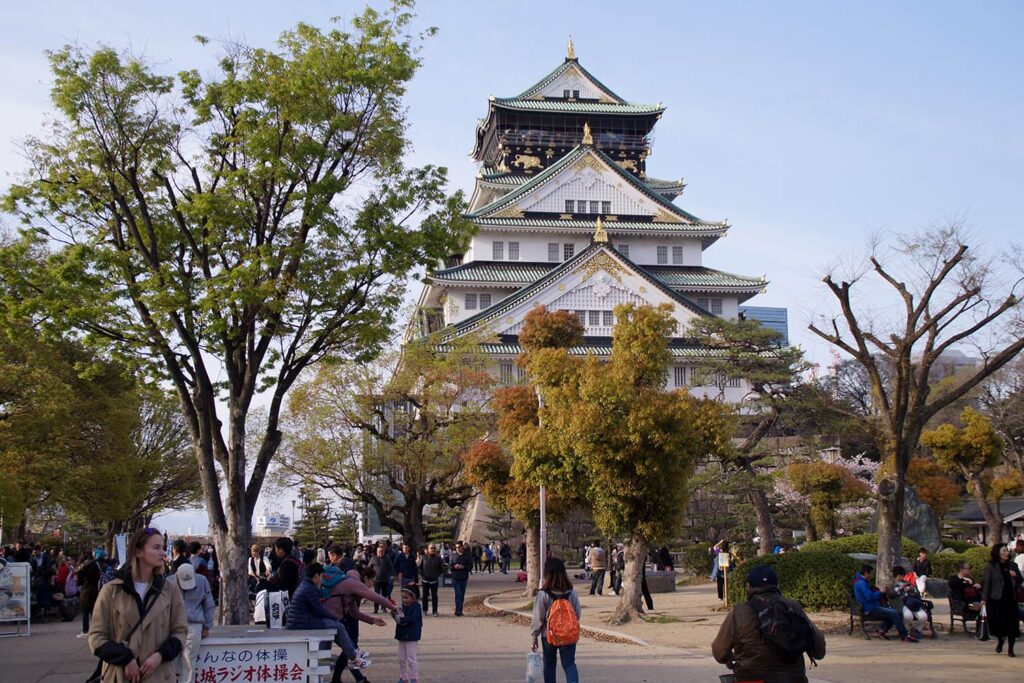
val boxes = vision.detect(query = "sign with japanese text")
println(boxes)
[192,641,311,682]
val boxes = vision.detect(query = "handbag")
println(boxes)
[85,608,149,683]
[976,603,990,641]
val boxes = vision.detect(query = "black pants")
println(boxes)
[421,580,439,614]
[373,582,389,612]
[608,570,617,589]
[589,569,605,595]
[642,577,654,610]
[335,615,366,683]
[717,576,725,600]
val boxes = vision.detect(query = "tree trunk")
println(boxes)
[748,485,776,556]
[875,471,906,590]
[212,515,250,626]
[971,478,1004,544]
[610,533,647,625]
[405,502,427,550]
[525,523,540,598]
[803,512,818,543]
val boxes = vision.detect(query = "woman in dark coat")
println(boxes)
[982,543,1021,657]
[75,551,101,636]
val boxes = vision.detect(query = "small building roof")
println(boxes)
[954,497,1024,523]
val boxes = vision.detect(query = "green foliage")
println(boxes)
[801,533,920,559]
[786,461,870,539]
[680,543,712,577]
[940,539,974,553]
[930,546,993,581]
[727,550,861,611]
[922,408,1004,483]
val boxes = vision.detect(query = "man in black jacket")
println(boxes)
[418,543,444,616]
[268,537,302,598]
[450,541,473,616]
[369,544,394,614]
[395,543,419,599]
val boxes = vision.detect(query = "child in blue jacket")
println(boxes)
[395,588,423,683]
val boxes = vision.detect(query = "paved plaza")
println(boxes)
[1,573,1019,683]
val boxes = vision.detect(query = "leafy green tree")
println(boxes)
[785,461,870,540]
[292,484,335,549]
[523,304,730,624]
[279,335,493,549]
[809,226,1024,584]
[1,5,472,622]
[687,314,809,555]
[464,306,583,595]
[921,407,1023,542]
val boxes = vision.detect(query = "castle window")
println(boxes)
[479,293,492,309]
[602,311,614,326]
[508,242,520,261]
[697,298,709,310]
[573,89,580,98]
[590,201,599,214]
[728,376,742,388]
[500,363,514,385]
[563,89,571,98]
[601,201,611,214]
[548,243,559,262]
[565,200,574,213]
[672,246,684,265]
[710,298,723,315]
[618,244,629,258]
[493,241,504,260]
[657,246,668,264]
[575,310,586,324]
[465,293,477,310]
[564,243,575,260]
[588,310,601,326]
[673,366,686,388]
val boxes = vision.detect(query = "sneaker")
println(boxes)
[76,632,89,639]
[901,634,919,643]
[432,612,438,617]
[874,629,891,640]
[912,627,923,640]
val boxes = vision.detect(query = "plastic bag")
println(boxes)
[526,651,542,683]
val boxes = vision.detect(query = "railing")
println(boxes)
[498,129,650,153]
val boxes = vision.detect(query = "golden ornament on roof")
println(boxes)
[594,215,608,243]
[582,122,593,146]
[567,36,576,60]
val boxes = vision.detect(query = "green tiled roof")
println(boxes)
[492,98,663,115]
[436,341,730,359]
[467,144,717,227]
[645,266,766,289]
[474,218,727,235]
[428,261,766,290]
[514,59,626,103]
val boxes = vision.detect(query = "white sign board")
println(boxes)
[115,534,128,567]
[193,628,332,683]
[718,552,732,570]
[0,562,30,624]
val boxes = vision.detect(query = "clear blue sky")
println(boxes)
[2,2,1022,531]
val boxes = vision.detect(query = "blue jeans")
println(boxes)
[452,577,468,614]
[541,637,578,683]
[866,606,908,638]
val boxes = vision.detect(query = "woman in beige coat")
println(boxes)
[88,527,188,683]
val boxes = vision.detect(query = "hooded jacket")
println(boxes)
[87,566,187,683]
[711,585,826,683]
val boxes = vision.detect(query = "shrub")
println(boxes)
[940,539,973,553]
[931,546,992,581]
[801,533,919,558]
[726,549,861,611]
[680,542,712,577]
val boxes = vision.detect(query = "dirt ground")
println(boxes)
[488,578,1023,683]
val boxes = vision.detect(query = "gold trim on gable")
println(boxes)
[493,206,525,219]
[572,252,625,284]
[653,209,685,224]
[572,154,605,174]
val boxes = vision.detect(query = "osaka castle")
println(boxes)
[412,40,785,401]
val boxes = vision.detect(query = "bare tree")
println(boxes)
[809,224,1024,582]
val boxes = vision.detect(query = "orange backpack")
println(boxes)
[544,591,580,647]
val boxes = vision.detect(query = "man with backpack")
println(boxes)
[712,565,826,683]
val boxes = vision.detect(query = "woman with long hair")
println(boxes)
[88,527,188,682]
[530,557,581,683]
[982,542,1021,657]
[76,550,102,637]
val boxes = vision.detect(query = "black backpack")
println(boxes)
[747,596,817,664]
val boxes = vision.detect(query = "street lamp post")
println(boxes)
[291,500,296,535]
[536,387,547,591]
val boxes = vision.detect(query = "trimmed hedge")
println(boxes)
[681,542,712,577]
[930,546,992,581]
[801,533,920,558]
[940,539,974,554]
[726,549,861,611]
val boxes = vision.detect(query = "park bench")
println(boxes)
[947,595,979,634]
[849,591,936,639]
